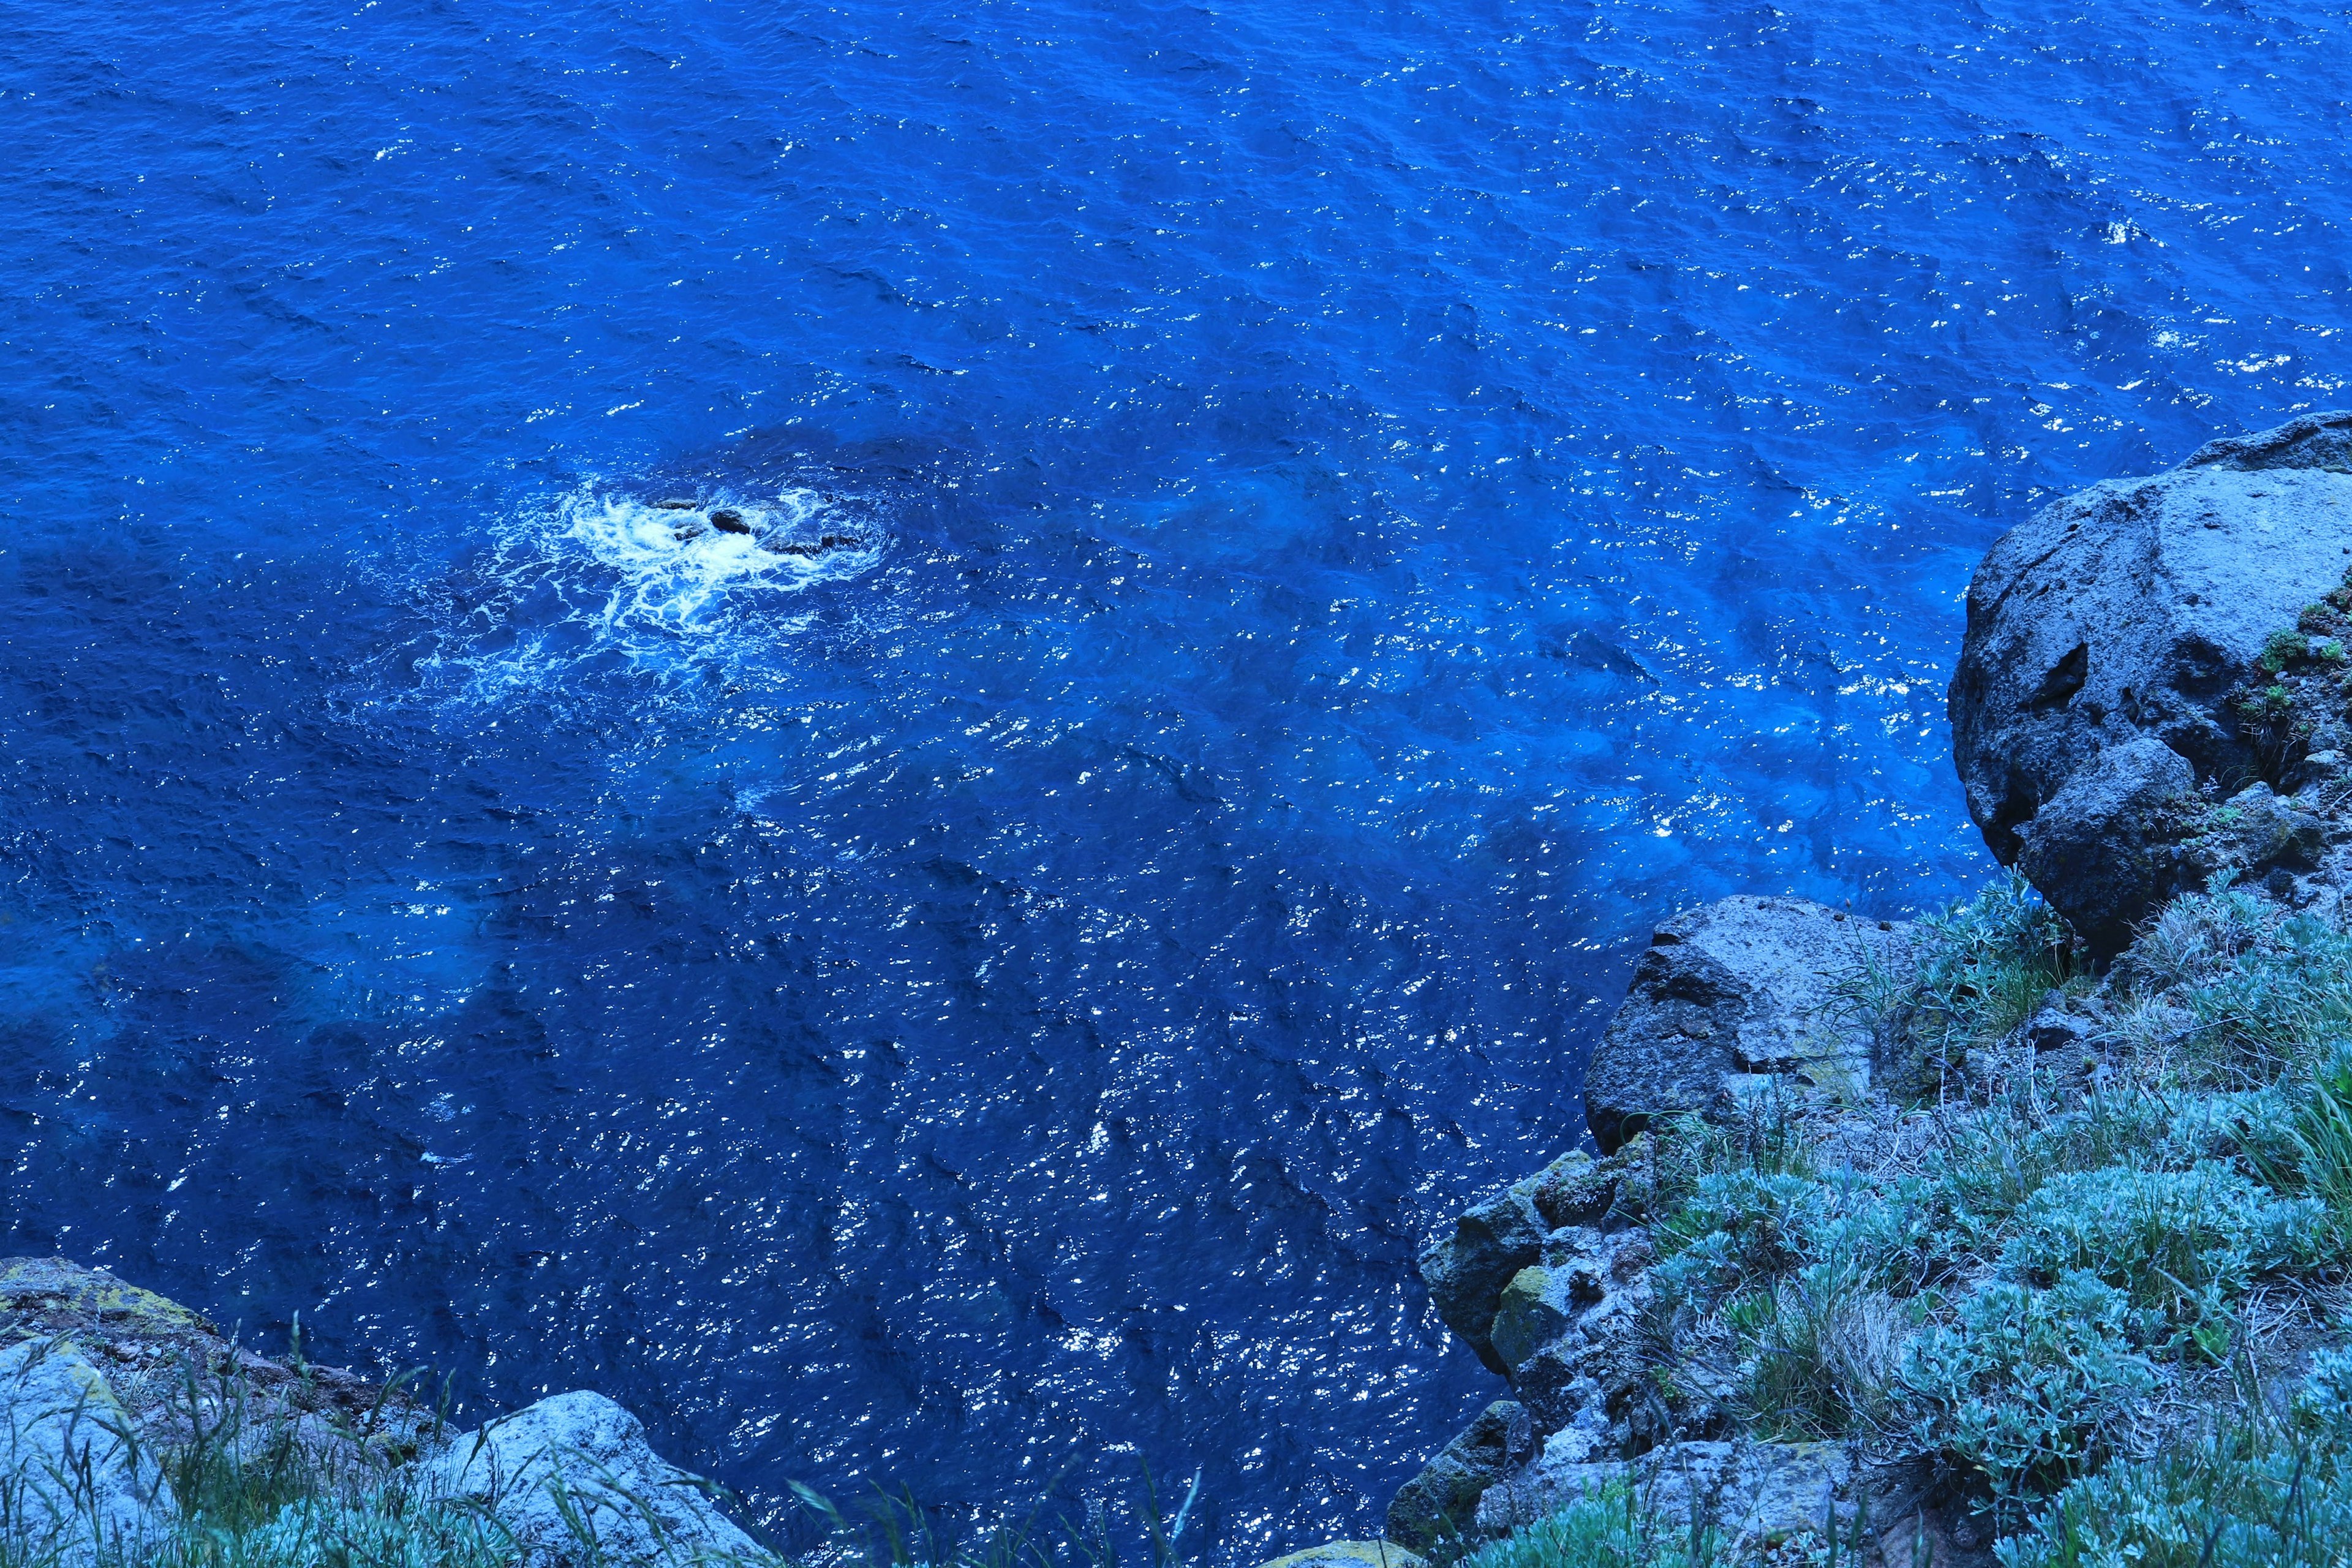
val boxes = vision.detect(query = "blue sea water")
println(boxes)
[3,0,2350,1552]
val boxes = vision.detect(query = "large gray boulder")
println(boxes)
[1580,897,1907,1153]
[433,1390,771,1566]
[1950,413,2352,899]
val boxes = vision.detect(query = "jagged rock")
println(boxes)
[0,1257,408,1453]
[432,1390,766,1567]
[2013,735,2199,953]
[1384,1400,1534,1553]
[1254,1542,1428,1568]
[1949,412,2352,910]
[1581,897,1907,1152]
[1473,1436,1850,1547]
[1419,1156,1585,1374]
[0,1340,170,1564]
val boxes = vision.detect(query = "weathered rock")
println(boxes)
[654,499,699,510]
[1949,412,2352,897]
[2193,782,2329,881]
[434,1390,767,1567]
[1384,1400,1534,1553]
[1254,1542,1428,1568]
[0,1340,170,1564]
[2013,735,2199,953]
[1581,897,1907,1152]
[1473,1436,1850,1547]
[709,509,752,534]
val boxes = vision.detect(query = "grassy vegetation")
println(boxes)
[1484,874,2352,1566]
[1455,1482,1718,1568]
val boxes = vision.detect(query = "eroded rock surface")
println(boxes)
[1581,896,1907,1153]
[0,1340,170,1565]
[1384,1400,1534,1553]
[2,1258,770,1567]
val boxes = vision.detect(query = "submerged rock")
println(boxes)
[654,498,699,510]
[767,533,867,557]
[1950,411,2352,940]
[1580,896,1906,1152]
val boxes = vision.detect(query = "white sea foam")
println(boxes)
[559,486,872,633]
[409,481,884,706]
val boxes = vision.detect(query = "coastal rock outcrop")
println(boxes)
[1384,1400,1534,1552]
[0,1340,169,1564]
[0,1257,767,1568]
[1580,896,1907,1153]
[1949,410,2352,947]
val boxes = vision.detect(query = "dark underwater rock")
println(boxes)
[767,533,867,557]
[1948,413,2352,921]
[1580,895,1906,1153]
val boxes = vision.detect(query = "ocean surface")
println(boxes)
[3,0,2348,1553]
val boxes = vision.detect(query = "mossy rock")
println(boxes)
[0,1256,215,1344]
[1490,1265,1575,1376]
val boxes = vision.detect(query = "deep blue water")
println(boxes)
[4,0,2350,1553]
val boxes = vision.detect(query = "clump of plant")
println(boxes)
[1998,1364,2352,1568]
[2119,886,2352,1084]
[1474,865,2352,1567]
[1996,1163,2318,1359]
[1836,872,2075,1099]
[1455,1479,1719,1568]
[0,1336,524,1568]
[2226,571,2352,782]
[1898,1275,2159,1522]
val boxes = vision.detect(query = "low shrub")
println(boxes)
[1731,1256,1907,1440]
[1998,1422,2352,1568]
[1996,1162,2320,1357]
[1838,872,2074,1098]
[2127,889,2352,1082]
[1899,1275,2158,1515]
